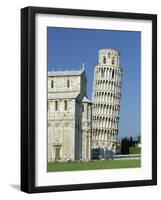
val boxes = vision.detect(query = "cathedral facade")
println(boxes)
[48,67,92,162]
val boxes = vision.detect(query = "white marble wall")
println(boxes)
[82,102,92,161]
[48,70,92,162]
[92,49,122,152]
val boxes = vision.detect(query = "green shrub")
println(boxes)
[129,147,141,154]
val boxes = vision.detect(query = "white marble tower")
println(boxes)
[92,49,122,154]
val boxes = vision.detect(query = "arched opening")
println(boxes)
[112,69,114,79]
[64,100,67,110]
[101,68,104,78]
[54,145,61,160]
[51,80,54,88]
[112,57,115,65]
[103,56,106,64]
[55,101,58,111]
[67,79,70,88]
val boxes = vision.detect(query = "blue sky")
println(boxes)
[47,27,141,138]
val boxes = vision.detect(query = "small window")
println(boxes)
[64,100,67,110]
[55,101,58,111]
[67,79,70,88]
[82,105,84,112]
[87,106,89,119]
[108,52,111,58]
[103,56,106,64]
[112,57,115,65]
[51,80,54,88]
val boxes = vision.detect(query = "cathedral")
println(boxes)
[48,48,122,162]
[48,66,92,162]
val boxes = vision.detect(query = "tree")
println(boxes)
[121,137,134,154]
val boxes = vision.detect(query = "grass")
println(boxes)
[47,159,141,172]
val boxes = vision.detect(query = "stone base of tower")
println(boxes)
[91,140,117,160]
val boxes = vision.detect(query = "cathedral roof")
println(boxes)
[82,96,92,104]
[48,69,84,77]
[48,92,80,100]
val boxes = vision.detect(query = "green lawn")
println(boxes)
[48,159,141,172]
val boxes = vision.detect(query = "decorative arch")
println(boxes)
[54,122,61,128]
[63,122,71,128]
[103,56,106,64]
[112,69,115,79]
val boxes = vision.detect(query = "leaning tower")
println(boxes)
[92,48,122,154]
